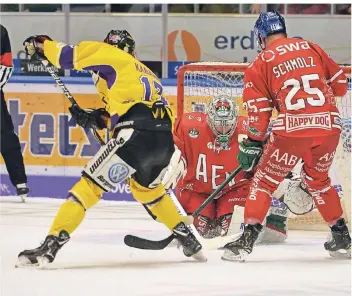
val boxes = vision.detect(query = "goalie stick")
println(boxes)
[124,166,242,250]
[41,59,105,146]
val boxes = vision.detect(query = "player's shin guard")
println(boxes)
[17,230,70,268]
[244,189,272,225]
[222,223,263,262]
[129,179,188,230]
[48,177,103,236]
[48,196,86,236]
[324,218,351,259]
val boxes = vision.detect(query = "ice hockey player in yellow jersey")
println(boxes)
[17,31,204,267]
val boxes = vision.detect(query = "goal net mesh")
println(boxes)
[177,62,351,231]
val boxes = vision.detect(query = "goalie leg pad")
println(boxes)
[82,130,136,192]
[276,176,314,215]
[194,215,217,238]
[258,201,288,244]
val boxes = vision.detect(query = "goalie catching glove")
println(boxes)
[69,105,110,130]
[237,138,263,171]
[273,171,314,215]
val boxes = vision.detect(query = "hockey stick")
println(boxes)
[41,59,106,146]
[124,165,242,250]
[170,191,243,250]
[168,190,203,240]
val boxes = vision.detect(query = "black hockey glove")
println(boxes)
[23,35,52,60]
[69,105,110,130]
[238,138,263,172]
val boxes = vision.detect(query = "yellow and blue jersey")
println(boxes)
[43,40,173,129]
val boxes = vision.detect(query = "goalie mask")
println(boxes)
[207,96,239,146]
[104,30,136,57]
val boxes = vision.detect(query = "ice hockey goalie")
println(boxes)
[173,96,289,243]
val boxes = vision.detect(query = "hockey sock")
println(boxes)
[148,193,188,231]
[129,179,186,231]
[244,189,272,224]
[312,186,343,224]
[48,199,85,236]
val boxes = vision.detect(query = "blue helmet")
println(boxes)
[254,11,286,48]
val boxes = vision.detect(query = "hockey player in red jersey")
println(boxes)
[173,96,289,242]
[222,11,350,261]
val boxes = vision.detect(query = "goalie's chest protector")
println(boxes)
[184,124,243,193]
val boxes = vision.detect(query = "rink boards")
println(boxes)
[0,77,350,201]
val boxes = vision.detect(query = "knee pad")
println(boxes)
[129,178,166,205]
[69,177,104,209]
[301,167,331,193]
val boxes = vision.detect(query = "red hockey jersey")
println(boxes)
[174,112,251,196]
[243,37,348,141]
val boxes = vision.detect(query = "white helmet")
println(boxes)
[206,96,239,145]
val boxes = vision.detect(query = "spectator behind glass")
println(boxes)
[200,4,239,13]
[287,4,331,14]
[251,4,283,14]
[336,4,351,14]
[251,4,331,14]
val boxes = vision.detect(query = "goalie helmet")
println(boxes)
[254,11,286,50]
[104,30,136,57]
[206,96,239,146]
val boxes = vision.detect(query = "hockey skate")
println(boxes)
[222,223,263,262]
[16,183,29,202]
[173,222,207,262]
[16,230,70,268]
[324,218,351,259]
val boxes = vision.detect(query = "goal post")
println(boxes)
[177,62,351,231]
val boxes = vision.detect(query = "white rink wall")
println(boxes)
[0,81,349,202]
[0,14,350,64]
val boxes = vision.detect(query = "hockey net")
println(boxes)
[177,62,351,231]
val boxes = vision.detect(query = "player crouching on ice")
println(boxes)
[17,30,205,267]
[173,96,290,244]
[222,11,351,262]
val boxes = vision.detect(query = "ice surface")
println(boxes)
[0,197,351,296]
